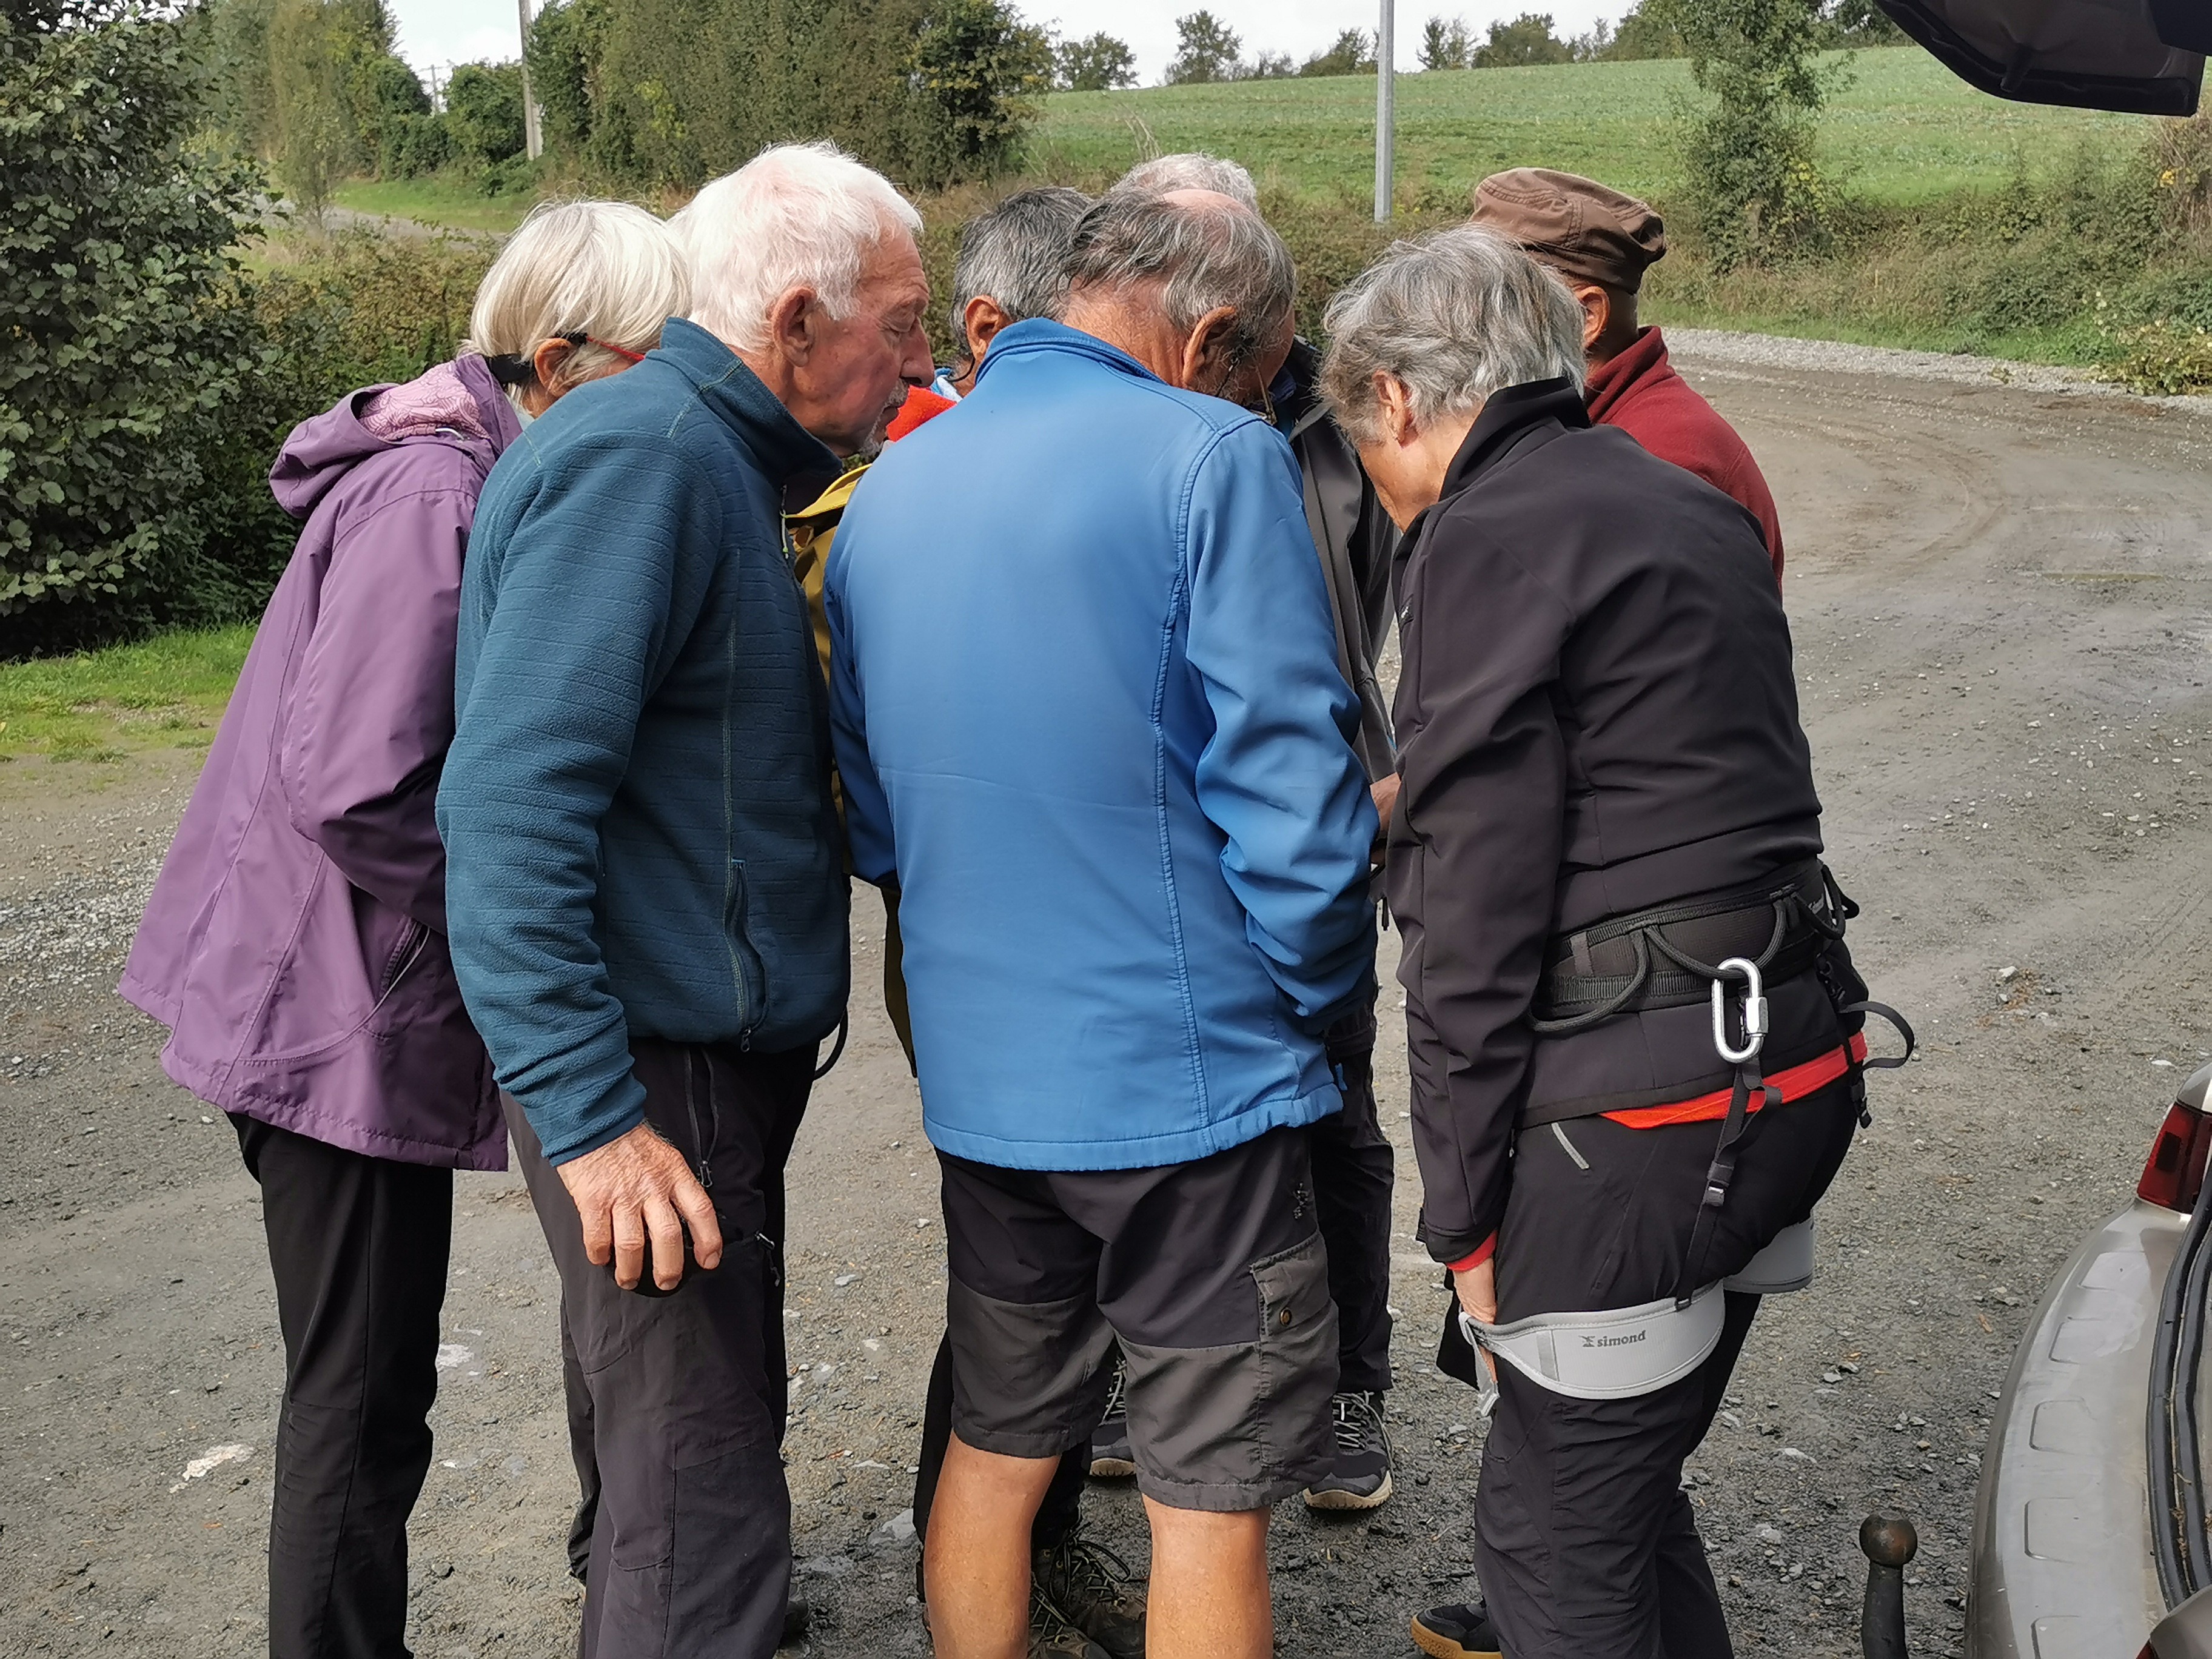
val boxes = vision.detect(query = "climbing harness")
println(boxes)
[1453,863,1914,1402]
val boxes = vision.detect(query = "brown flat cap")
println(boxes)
[1470,167,1666,293]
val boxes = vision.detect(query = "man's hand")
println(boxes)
[1453,1258,1496,1327]
[1370,773,1402,840]
[555,1122,723,1291]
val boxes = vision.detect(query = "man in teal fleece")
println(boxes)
[828,189,1378,1659]
[437,141,933,1659]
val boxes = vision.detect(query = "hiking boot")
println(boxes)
[1031,1580,1110,1659]
[1034,1526,1146,1659]
[1088,1356,1134,1478]
[1302,1390,1394,1510]
[1410,1599,1504,1659]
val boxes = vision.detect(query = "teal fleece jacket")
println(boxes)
[439,319,850,1165]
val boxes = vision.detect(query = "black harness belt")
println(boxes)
[1517,859,1914,1309]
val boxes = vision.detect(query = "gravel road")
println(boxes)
[4,340,2211,1658]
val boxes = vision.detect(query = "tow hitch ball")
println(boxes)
[1860,1513,1917,1659]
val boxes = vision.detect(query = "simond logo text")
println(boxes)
[1581,1329,1649,1349]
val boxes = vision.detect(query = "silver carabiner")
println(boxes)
[1710,956,1768,1065]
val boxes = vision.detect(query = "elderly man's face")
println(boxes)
[785,232,934,457]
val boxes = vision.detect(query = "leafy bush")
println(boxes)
[1298,28,1375,77]
[2105,321,2212,395]
[1475,13,1574,67]
[1054,31,1134,91]
[1166,10,1242,84]
[0,0,271,655]
[447,61,527,164]
[1664,0,1843,268]
[911,0,1053,180]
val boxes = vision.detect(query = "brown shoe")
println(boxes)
[1034,1526,1145,1659]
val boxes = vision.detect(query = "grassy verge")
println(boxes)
[330,176,535,236]
[0,626,252,762]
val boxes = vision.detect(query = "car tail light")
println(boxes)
[2139,1097,2212,1212]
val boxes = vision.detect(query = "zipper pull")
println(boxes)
[697,1158,714,1190]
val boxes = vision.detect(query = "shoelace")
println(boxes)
[1331,1392,1382,1455]
[1051,1530,1138,1601]
[1099,1356,1128,1418]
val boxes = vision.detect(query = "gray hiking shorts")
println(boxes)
[937,1124,1338,1512]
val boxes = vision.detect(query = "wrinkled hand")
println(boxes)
[556,1122,722,1291]
[1453,1258,1496,1328]
[1370,773,1403,840]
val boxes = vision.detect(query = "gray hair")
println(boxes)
[674,140,922,354]
[1320,225,1585,445]
[1114,152,1260,212]
[464,199,691,403]
[1059,192,1295,374]
[948,186,1093,362]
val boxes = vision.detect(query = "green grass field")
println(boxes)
[1033,47,2153,206]
[330,176,534,235]
[0,626,252,761]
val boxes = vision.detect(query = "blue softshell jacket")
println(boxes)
[826,320,1378,1171]
[440,319,850,1166]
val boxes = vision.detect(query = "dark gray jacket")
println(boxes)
[1388,380,1830,1264]
[1280,341,1397,783]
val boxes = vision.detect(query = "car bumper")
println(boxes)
[1969,1198,2182,1658]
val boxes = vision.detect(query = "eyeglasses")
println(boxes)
[484,332,650,387]
[557,330,648,363]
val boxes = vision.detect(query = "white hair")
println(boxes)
[464,198,691,402]
[674,140,923,354]
[1321,225,1586,445]
[1115,152,1260,212]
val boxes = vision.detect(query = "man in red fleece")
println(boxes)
[1473,167,1786,581]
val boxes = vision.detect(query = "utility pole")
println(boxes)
[517,0,543,160]
[1374,0,1395,221]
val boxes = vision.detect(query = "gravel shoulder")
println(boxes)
[4,352,2211,1658]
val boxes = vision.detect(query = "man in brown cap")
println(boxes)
[1472,167,1785,581]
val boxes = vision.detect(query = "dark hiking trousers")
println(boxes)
[232,1115,452,1659]
[508,1039,814,1659]
[1315,997,1394,1395]
[1472,1078,1861,1659]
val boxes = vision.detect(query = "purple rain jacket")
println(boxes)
[118,356,520,1169]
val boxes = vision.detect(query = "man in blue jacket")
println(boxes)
[828,190,1377,1659]
[438,142,933,1659]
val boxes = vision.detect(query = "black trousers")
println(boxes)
[510,1039,814,1659]
[1472,1079,1860,1659]
[232,1115,453,1659]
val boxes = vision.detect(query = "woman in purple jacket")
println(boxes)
[121,200,689,1659]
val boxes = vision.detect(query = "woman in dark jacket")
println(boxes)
[120,200,689,1659]
[1321,225,1885,1659]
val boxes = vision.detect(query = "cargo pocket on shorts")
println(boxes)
[1250,1233,1339,1490]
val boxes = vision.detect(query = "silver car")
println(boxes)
[1968,1062,2212,1657]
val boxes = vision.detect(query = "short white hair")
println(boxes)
[1321,225,1586,445]
[675,141,923,353]
[1116,153,1260,212]
[464,198,691,398]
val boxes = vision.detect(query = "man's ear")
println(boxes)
[1572,283,1609,354]
[1372,370,1417,446]
[962,296,1014,367]
[766,286,820,365]
[1176,304,1241,394]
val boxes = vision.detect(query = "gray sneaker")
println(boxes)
[1302,1390,1394,1510]
[1087,1356,1134,1478]
[1034,1526,1145,1659]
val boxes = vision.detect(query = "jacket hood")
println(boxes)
[270,354,520,523]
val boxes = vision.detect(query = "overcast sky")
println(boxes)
[386,0,1627,85]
